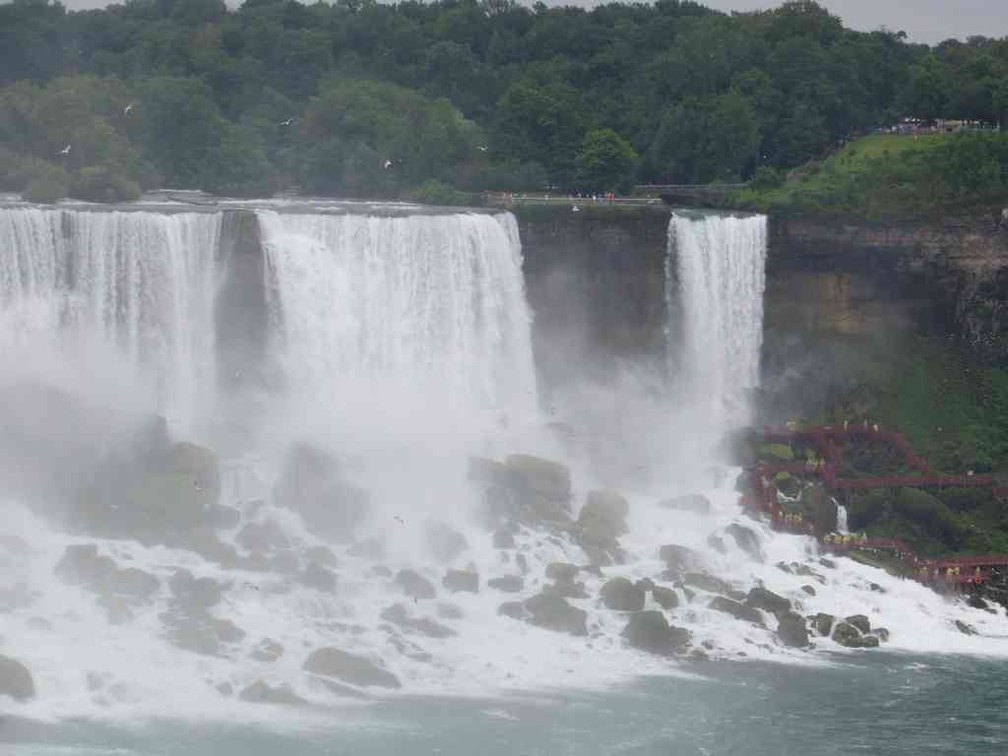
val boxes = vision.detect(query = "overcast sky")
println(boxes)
[45,0,1008,45]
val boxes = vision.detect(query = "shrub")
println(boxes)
[23,163,70,203]
[69,165,142,203]
[408,179,476,207]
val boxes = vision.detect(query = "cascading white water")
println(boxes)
[0,208,222,431]
[668,213,767,427]
[836,503,850,534]
[257,210,539,445]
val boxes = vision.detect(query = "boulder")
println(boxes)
[600,577,646,612]
[967,594,988,610]
[238,680,306,706]
[395,569,436,600]
[492,528,516,549]
[425,521,469,563]
[708,596,764,625]
[776,612,810,648]
[706,534,726,554]
[658,494,711,515]
[955,619,977,636]
[106,567,160,601]
[683,572,730,594]
[523,593,588,636]
[651,585,679,610]
[818,557,836,569]
[544,580,589,599]
[658,544,701,574]
[170,442,221,497]
[301,563,338,593]
[161,612,246,656]
[725,523,763,561]
[578,489,629,542]
[844,614,871,634]
[812,613,835,637]
[487,576,524,593]
[745,587,791,615]
[237,519,290,553]
[801,585,817,596]
[504,454,571,502]
[832,621,878,648]
[545,562,579,582]
[272,443,369,541]
[380,604,455,638]
[442,569,479,594]
[497,601,527,620]
[872,628,890,642]
[303,647,400,689]
[467,456,509,486]
[55,544,116,588]
[622,611,691,655]
[0,655,35,701]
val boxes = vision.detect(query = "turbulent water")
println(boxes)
[1,203,1008,739]
[668,212,767,427]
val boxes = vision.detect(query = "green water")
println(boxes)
[2,654,1005,755]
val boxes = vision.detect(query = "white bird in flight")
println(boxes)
[123,103,134,115]
[280,117,294,126]
[382,159,393,170]
[58,144,71,156]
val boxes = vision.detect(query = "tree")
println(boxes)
[575,128,639,192]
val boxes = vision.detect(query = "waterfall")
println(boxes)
[257,210,538,440]
[0,208,222,431]
[837,503,850,535]
[667,212,767,426]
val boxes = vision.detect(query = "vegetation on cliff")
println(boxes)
[0,0,1006,202]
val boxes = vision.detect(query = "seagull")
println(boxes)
[571,205,580,213]
[123,103,134,115]
[478,145,488,152]
[382,159,393,170]
[280,117,294,126]
[58,144,71,156]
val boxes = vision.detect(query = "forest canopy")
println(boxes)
[0,0,1006,202]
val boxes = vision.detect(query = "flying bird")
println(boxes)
[58,144,71,156]
[123,103,134,115]
[382,159,393,170]
[280,117,294,126]
[478,145,488,152]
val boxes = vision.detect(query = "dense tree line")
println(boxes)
[0,0,1006,202]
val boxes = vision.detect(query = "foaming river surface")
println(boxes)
[3,654,1006,756]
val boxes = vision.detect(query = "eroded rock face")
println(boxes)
[303,647,400,688]
[622,611,691,656]
[272,443,369,541]
[0,655,35,701]
[600,577,646,612]
[523,593,588,636]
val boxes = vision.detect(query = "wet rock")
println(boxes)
[818,557,836,569]
[55,544,116,587]
[426,521,469,563]
[492,528,516,549]
[523,593,588,636]
[488,576,524,593]
[498,601,527,620]
[812,613,835,637]
[683,572,730,595]
[436,603,464,620]
[544,580,589,599]
[708,596,764,625]
[869,582,885,593]
[186,527,239,564]
[688,648,709,662]
[845,614,871,634]
[504,455,571,502]
[301,563,338,593]
[442,569,479,594]
[776,612,810,648]
[706,534,726,554]
[776,562,793,574]
[578,489,629,542]
[966,595,988,610]
[872,627,890,642]
[801,585,817,596]
[545,562,579,582]
[304,545,339,568]
[250,639,285,663]
[100,596,133,625]
[239,680,306,706]
[271,550,301,575]
[622,611,690,655]
[237,519,289,553]
[955,619,977,636]
[725,523,762,561]
[272,443,369,541]
[651,585,679,610]
[303,647,401,688]
[161,612,246,656]
[166,574,217,615]
[0,655,35,701]
[395,569,436,600]
[657,494,711,515]
[635,577,655,592]
[380,604,456,639]
[658,544,701,574]
[107,567,160,601]
[515,553,528,574]
[832,621,869,648]
[745,587,791,615]
[600,577,646,612]
[216,682,234,697]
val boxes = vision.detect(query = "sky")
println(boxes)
[40,0,1008,46]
